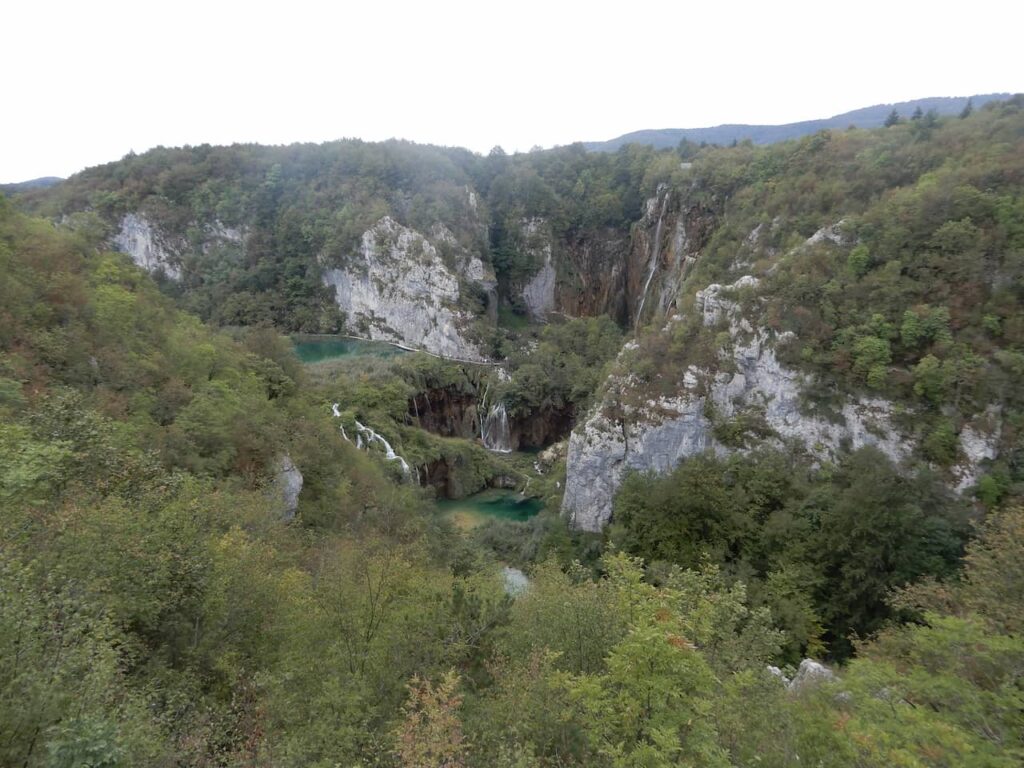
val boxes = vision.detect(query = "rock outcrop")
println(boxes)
[954,407,1001,491]
[113,213,184,279]
[770,659,838,691]
[271,454,303,521]
[788,659,838,690]
[113,213,246,281]
[410,385,481,438]
[627,186,716,328]
[322,217,490,360]
[563,276,923,532]
[519,219,557,320]
[564,273,999,531]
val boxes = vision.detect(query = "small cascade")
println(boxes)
[332,403,352,442]
[634,190,671,330]
[331,403,414,481]
[481,402,513,453]
[355,420,413,478]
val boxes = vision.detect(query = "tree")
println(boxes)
[813,448,967,657]
[960,97,974,119]
[884,109,901,127]
[394,671,468,768]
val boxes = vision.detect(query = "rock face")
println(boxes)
[954,407,1001,491]
[410,385,481,438]
[555,229,631,320]
[271,454,303,521]
[322,217,489,360]
[113,213,246,281]
[113,214,183,279]
[519,219,557,320]
[511,405,575,450]
[563,276,919,532]
[501,566,529,596]
[627,186,716,328]
[506,190,715,326]
[563,274,999,531]
[788,659,837,690]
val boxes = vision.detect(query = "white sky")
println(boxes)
[3,0,1021,182]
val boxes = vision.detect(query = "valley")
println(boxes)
[2,95,1023,766]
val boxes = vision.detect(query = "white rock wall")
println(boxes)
[563,274,995,532]
[113,213,182,279]
[322,216,486,360]
[519,218,557,320]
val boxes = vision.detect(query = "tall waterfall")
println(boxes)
[634,190,671,330]
[481,402,513,453]
[331,403,417,482]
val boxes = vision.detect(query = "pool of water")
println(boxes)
[436,489,543,529]
[292,336,407,364]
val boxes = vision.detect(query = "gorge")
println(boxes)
[5,95,1024,767]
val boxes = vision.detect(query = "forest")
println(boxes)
[1,96,1023,766]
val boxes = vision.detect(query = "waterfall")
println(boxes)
[331,403,414,481]
[481,402,513,453]
[355,420,413,478]
[634,190,671,330]
[332,403,351,442]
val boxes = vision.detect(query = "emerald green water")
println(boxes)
[292,336,406,364]
[437,489,543,529]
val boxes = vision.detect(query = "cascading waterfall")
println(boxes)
[634,190,671,330]
[355,420,415,479]
[331,402,417,482]
[481,402,513,453]
[520,476,532,497]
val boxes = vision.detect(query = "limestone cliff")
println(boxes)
[514,217,629,322]
[270,454,303,521]
[322,217,492,361]
[113,213,184,279]
[112,213,246,281]
[563,276,997,532]
[514,186,714,326]
[627,185,716,328]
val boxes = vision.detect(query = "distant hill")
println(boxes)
[0,176,64,193]
[584,93,1014,151]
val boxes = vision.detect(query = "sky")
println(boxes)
[3,0,1022,182]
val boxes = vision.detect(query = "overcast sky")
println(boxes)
[4,0,1021,182]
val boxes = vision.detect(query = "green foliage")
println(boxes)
[612,448,969,660]
[4,100,1024,765]
[851,334,891,388]
[847,242,871,276]
[923,418,959,465]
[502,316,623,418]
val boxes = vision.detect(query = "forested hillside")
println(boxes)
[583,92,1011,151]
[2,96,1023,766]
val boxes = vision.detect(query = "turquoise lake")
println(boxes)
[292,336,406,363]
[436,489,543,529]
